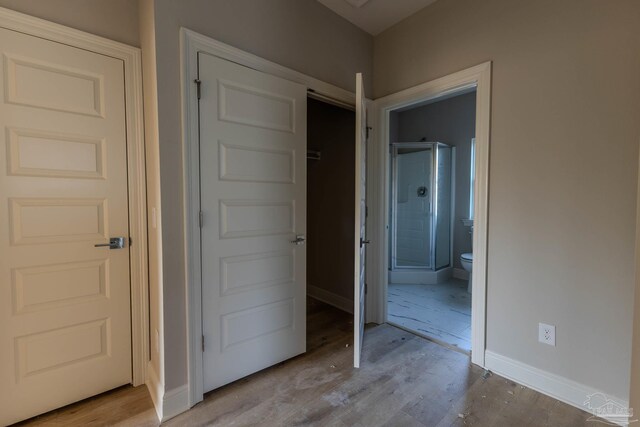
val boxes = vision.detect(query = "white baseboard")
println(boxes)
[145,362,163,421]
[388,267,452,284]
[485,351,630,426]
[453,267,469,280]
[308,285,353,314]
[162,384,189,421]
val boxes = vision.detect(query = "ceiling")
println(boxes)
[317,0,438,35]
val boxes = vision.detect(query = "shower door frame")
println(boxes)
[391,142,454,271]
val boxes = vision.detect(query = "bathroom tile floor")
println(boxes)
[388,278,472,351]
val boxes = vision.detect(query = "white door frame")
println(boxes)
[180,28,357,407]
[368,63,491,367]
[0,7,149,385]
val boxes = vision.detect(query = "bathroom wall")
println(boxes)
[307,98,355,307]
[374,0,640,400]
[395,92,477,270]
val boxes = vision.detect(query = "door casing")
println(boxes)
[370,63,492,368]
[0,6,149,386]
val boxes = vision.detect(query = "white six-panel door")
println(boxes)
[198,53,307,392]
[0,27,132,425]
[354,73,367,368]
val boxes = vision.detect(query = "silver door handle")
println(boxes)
[291,235,305,245]
[95,237,126,249]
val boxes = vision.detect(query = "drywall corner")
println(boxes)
[138,0,166,406]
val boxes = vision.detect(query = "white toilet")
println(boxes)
[460,253,473,293]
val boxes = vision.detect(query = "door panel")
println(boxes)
[354,73,367,368]
[199,53,307,392]
[0,27,131,425]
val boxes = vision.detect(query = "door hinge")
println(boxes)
[365,283,368,294]
[365,205,369,218]
[202,335,205,352]
[366,126,373,140]
[195,79,202,100]
[199,211,204,228]
[129,237,133,247]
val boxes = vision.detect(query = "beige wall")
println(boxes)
[374,0,640,399]
[0,0,139,46]
[151,0,373,390]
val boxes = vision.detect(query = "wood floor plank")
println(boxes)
[15,299,594,427]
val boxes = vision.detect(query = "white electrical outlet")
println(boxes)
[538,323,556,346]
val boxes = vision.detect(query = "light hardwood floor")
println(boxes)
[16,299,593,426]
[388,280,472,352]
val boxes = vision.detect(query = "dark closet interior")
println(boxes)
[307,97,356,305]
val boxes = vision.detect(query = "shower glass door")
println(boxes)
[434,144,452,269]
[392,145,433,269]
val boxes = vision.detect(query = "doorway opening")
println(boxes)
[306,95,355,347]
[386,89,477,353]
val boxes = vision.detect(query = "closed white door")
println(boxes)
[354,73,367,368]
[0,28,132,425]
[198,53,307,392]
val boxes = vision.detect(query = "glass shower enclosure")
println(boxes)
[391,142,454,272]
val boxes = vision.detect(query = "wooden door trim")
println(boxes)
[181,28,356,408]
[0,6,149,386]
[371,62,491,368]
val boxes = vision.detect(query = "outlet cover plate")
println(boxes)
[539,323,556,346]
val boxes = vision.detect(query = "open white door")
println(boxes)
[198,53,307,392]
[354,73,368,368]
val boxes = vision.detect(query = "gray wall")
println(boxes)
[151,0,373,390]
[395,92,477,270]
[0,0,140,46]
[307,98,355,304]
[375,0,640,400]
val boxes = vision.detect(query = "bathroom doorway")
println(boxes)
[368,62,491,366]
[386,90,477,353]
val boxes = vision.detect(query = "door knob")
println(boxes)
[290,235,305,245]
[95,237,126,249]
